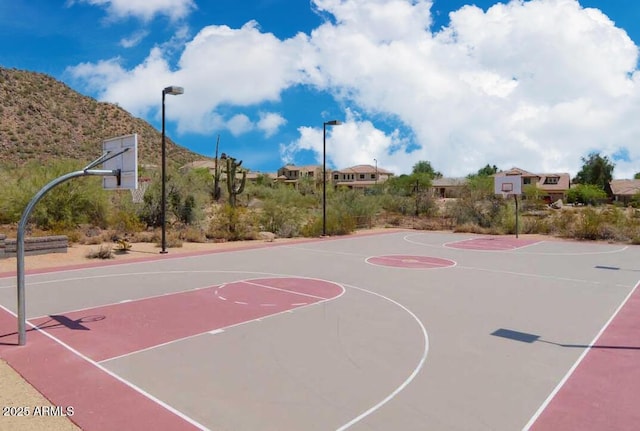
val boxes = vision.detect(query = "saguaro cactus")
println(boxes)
[224,155,246,207]
[213,135,222,201]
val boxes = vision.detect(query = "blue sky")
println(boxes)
[2,0,640,178]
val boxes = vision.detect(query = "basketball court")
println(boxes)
[1,230,640,430]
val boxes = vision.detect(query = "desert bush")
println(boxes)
[85,244,113,259]
[301,207,357,236]
[207,205,258,241]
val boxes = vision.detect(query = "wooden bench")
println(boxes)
[0,234,68,258]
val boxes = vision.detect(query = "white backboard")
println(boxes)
[102,134,138,190]
[494,175,522,196]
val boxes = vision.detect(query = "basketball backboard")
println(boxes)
[102,134,138,190]
[494,175,522,196]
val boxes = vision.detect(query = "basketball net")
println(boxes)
[130,179,151,203]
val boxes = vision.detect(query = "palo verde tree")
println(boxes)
[573,152,615,190]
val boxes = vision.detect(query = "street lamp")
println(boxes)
[323,120,342,236]
[161,85,184,254]
[374,158,378,185]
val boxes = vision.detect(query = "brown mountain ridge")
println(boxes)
[0,67,207,169]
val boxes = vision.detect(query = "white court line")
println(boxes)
[100,280,346,363]
[241,280,332,300]
[281,245,367,257]
[521,278,640,430]
[367,255,455,267]
[456,265,632,287]
[0,303,210,431]
[405,233,629,256]
[365,255,457,270]
[27,279,225,321]
[336,283,429,431]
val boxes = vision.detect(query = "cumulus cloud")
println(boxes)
[258,112,287,138]
[68,0,640,178]
[69,0,196,22]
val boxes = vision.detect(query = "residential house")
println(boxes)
[609,179,640,204]
[276,165,324,188]
[431,178,467,198]
[494,167,571,202]
[332,164,394,189]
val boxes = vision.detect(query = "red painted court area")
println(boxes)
[25,277,342,362]
[0,277,343,431]
[528,283,640,431]
[445,236,540,251]
[367,255,456,269]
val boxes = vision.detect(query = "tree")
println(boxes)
[476,164,499,177]
[634,172,640,180]
[573,152,614,190]
[412,160,442,179]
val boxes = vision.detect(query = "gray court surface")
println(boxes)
[1,231,638,431]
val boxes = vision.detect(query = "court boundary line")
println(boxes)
[336,282,429,430]
[442,236,542,251]
[456,265,632,287]
[100,282,345,363]
[521,278,640,430]
[23,272,330,320]
[403,233,629,256]
[0,230,410,280]
[0,302,211,431]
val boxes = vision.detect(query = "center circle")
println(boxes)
[366,255,456,269]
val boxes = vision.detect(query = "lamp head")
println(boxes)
[324,120,342,126]
[163,86,184,95]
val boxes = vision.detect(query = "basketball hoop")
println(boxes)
[130,178,151,203]
[500,182,513,199]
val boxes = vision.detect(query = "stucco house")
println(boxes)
[431,178,467,198]
[609,179,640,204]
[276,165,325,188]
[494,167,571,202]
[332,164,394,189]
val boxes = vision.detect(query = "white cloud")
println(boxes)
[226,114,253,136]
[70,0,196,22]
[280,109,407,171]
[69,0,640,178]
[258,112,287,138]
[120,29,149,48]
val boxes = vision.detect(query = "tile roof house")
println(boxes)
[276,165,325,187]
[431,178,468,198]
[332,164,394,189]
[609,179,640,204]
[494,167,571,202]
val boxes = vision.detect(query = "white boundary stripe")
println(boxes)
[241,280,332,300]
[0,303,210,431]
[403,233,629,256]
[336,283,429,431]
[456,265,626,287]
[521,279,640,430]
[100,281,346,363]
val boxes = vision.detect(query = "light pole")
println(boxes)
[374,158,378,185]
[161,85,184,254]
[322,120,341,236]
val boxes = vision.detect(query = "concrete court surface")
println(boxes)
[1,230,639,430]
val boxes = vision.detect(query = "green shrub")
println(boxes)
[566,184,608,206]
